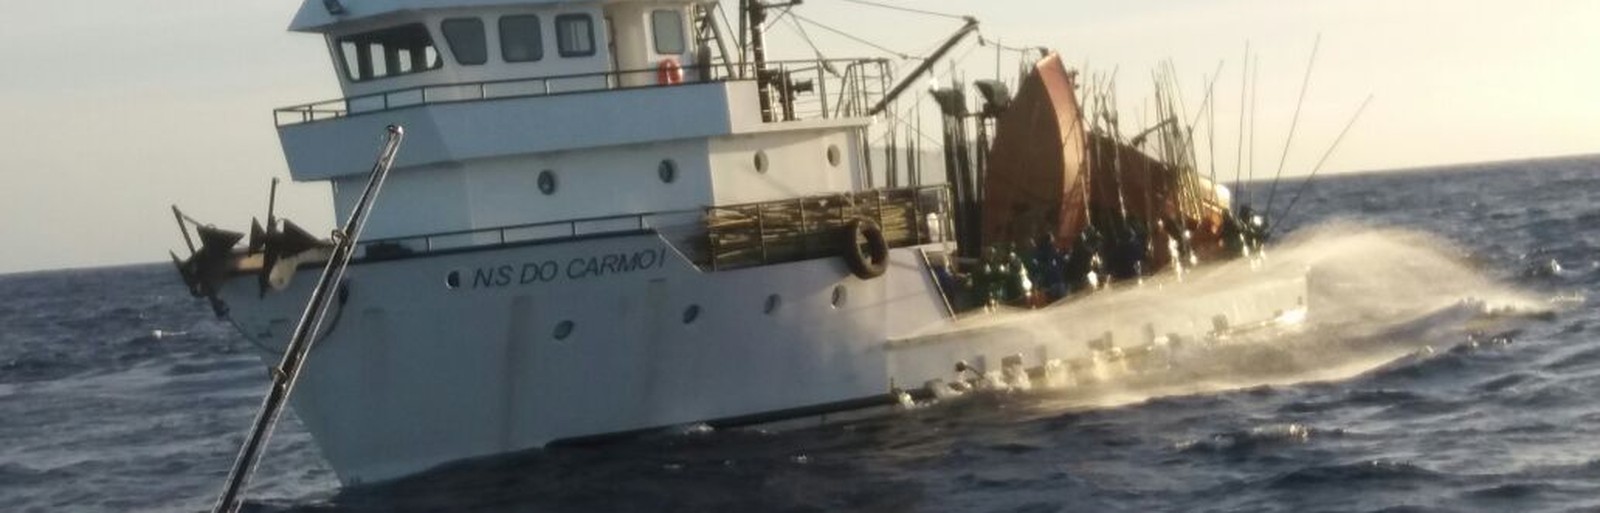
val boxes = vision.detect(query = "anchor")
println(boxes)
[170,208,244,316]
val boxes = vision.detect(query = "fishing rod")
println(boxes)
[1264,34,1321,217]
[1176,62,1225,219]
[212,125,405,513]
[1233,42,1249,202]
[1270,94,1373,236]
[1246,56,1258,206]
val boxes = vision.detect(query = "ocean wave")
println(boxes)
[1544,345,1600,372]
[1461,482,1560,500]
[1174,423,1340,456]
[1269,460,1442,489]
[0,353,86,384]
[0,462,56,487]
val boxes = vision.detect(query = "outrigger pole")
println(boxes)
[212,125,406,513]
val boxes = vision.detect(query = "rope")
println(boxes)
[764,5,795,30]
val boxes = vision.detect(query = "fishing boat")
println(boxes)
[171,0,1303,492]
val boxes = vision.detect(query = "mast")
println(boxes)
[745,0,775,122]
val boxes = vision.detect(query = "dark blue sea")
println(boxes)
[3,155,1598,512]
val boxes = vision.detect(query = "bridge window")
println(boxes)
[500,15,545,62]
[555,14,596,57]
[651,10,685,55]
[336,24,441,82]
[441,18,487,65]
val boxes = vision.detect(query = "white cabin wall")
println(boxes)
[459,139,713,228]
[706,127,861,205]
[331,139,714,241]
[332,164,473,240]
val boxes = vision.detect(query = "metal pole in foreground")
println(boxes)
[212,125,406,513]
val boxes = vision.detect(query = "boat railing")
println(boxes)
[274,58,892,127]
[357,210,700,261]
[703,185,952,271]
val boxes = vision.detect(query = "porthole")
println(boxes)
[658,159,678,183]
[445,271,461,289]
[538,170,557,195]
[764,294,781,314]
[682,304,701,324]
[553,320,574,340]
[831,285,847,308]
[826,144,841,167]
[753,151,769,173]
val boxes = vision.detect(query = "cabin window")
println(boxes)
[441,18,487,65]
[500,15,545,62]
[336,24,441,82]
[555,14,596,57]
[651,10,685,55]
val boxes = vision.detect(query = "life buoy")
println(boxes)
[656,58,683,85]
[842,219,889,279]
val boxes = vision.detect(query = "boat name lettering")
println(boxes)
[470,248,667,289]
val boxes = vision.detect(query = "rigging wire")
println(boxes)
[764,5,795,30]
[976,34,1038,54]
[790,11,911,59]
[884,38,986,149]
[837,0,969,21]
[784,13,828,61]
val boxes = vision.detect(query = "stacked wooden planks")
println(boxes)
[702,186,945,270]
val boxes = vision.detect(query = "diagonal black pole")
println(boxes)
[213,125,405,513]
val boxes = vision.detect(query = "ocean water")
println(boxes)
[2,155,1598,512]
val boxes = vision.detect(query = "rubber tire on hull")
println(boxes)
[842,219,889,279]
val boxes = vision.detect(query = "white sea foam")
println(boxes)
[928,221,1553,411]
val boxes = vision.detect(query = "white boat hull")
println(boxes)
[219,233,1305,485]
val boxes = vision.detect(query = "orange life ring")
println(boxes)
[656,58,683,85]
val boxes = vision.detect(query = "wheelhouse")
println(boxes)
[294,0,702,104]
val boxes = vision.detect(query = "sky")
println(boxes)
[0,0,1595,274]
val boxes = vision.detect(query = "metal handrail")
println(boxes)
[274,58,892,127]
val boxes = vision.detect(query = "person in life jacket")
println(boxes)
[1103,220,1148,282]
[1063,225,1104,293]
[1032,233,1069,302]
[1002,246,1033,305]
[976,245,1008,309]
